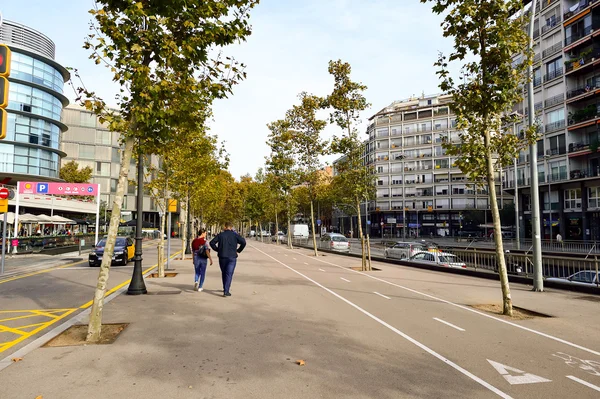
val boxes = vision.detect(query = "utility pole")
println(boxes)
[528,0,543,291]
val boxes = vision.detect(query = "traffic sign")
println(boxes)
[317,219,321,226]
[0,199,7,213]
[0,187,9,199]
[168,199,178,212]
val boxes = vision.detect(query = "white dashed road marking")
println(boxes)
[340,277,351,283]
[566,376,600,393]
[433,317,465,332]
[373,292,391,300]
[318,269,325,272]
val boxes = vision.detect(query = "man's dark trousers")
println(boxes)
[219,257,237,294]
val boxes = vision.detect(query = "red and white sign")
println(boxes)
[18,182,99,196]
[0,187,9,199]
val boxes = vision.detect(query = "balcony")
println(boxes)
[568,104,600,126]
[569,142,591,152]
[534,76,542,88]
[570,167,600,179]
[565,25,593,47]
[546,147,566,156]
[545,119,566,133]
[533,53,541,64]
[542,15,562,35]
[544,66,563,82]
[565,49,600,74]
[545,93,564,108]
[548,171,569,182]
[543,42,563,59]
[567,80,600,100]
[564,0,599,22]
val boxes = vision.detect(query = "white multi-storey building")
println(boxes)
[505,0,600,241]
[365,94,507,238]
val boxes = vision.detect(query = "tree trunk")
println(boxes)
[87,136,135,343]
[287,196,293,249]
[181,196,188,260]
[157,196,167,278]
[485,131,513,317]
[356,198,367,271]
[275,207,279,246]
[310,200,318,256]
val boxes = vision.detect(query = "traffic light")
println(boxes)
[0,45,11,77]
[0,44,10,140]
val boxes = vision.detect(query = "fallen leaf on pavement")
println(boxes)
[296,360,305,366]
[11,357,23,362]
[35,396,43,399]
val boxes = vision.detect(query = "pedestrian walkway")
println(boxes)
[1,241,599,398]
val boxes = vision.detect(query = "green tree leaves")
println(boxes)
[59,160,93,183]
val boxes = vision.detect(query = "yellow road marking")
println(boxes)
[79,250,183,309]
[0,241,159,285]
[0,249,182,354]
[0,309,77,353]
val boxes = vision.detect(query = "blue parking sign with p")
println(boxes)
[36,183,48,193]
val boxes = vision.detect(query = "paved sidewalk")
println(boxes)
[1,241,599,398]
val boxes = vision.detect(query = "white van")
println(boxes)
[291,224,309,239]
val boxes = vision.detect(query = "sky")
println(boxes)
[1,0,455,180]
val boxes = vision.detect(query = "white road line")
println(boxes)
[434,317,465,332]
[295,251,600,357]
[318,268,325,272]
[340,277,351,283]
[374,291,391,300]
[293,258,297,260]
[284,254,288,257]
[250,244,514,399]
[304,262,308,265]
[567,376,600,393]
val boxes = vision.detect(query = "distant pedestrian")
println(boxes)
[556,232,563,250]
[210,222,246,297]
[191,229,213,292]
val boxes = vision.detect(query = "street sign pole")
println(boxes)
[167,208,172,271]
[1,211,6,275]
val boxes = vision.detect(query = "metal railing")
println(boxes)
[565,25,593,46]
[564,0,597,21]
[544,67,563,82]
[542,15,561,34]
[544,119,565,133]
[545,93,564,108]
[567,81,600,99]
[543,42,563,59]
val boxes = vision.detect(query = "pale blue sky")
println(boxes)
[1,0,454,180]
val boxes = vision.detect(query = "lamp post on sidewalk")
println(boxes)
[527,0,543,291]
[127,150,147,295]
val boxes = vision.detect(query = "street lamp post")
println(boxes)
[527,0,544,291]
[127,151,147,295]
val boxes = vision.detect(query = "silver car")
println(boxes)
[384,241,432,260]
[546,271,600,287]
[320,233,350,252]
[409,251,466,268]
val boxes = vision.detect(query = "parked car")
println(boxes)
[260,230,271,237]
[320,233,350,252]
[247,230,256,237]
[546,271,600,287]
[89,236,135,267]
[272,231,286,242]
[384,241,436,260]
[409,251,466,268]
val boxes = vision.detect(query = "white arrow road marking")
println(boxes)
[487,360,551,385]
[433,317,465,332]
[567,376,600,393]
[340,277,351,282]
[318,268,325,272]
[373,292,391,300]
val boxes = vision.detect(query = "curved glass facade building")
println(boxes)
[0,20,69,182]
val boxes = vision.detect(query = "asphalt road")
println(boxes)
[1,239,599,398]
[0,240,181,359]
[242,240,600,398]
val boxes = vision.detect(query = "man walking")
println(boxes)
[210,222,246,297]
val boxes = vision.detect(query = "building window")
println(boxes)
[545,57,562,80]
[80,112,96,128]
[547,134,566,155]
[79,145,95,159]
[110,179,118,192]
[96,130,111,145]
[565,189,582,210]
[96,161,110,176]
[589,187,600,208]
[111,148,120,163]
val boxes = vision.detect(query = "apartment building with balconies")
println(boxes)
[366,94,507,238]
[506,0,600,241]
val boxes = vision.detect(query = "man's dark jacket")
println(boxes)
[210,230,246,259]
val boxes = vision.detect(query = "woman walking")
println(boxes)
[192,229,213,292]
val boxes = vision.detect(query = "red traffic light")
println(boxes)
[0,45,11,77]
